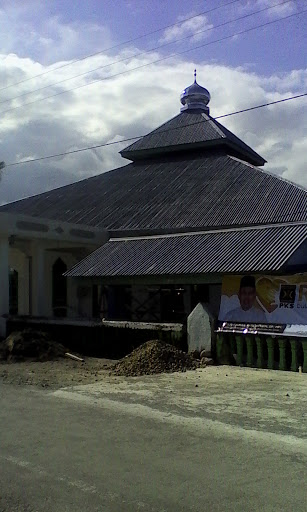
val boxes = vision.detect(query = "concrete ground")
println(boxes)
[0,366,306,511]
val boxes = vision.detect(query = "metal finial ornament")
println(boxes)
[180,71,211,114]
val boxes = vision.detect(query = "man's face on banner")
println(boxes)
[238,286,256,311]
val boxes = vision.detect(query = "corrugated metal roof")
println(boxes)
[120,112,266,166]
[65,224,307,277]
[1,154,307,232]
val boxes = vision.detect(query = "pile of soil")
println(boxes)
[0,330,67,362]
[112,340,200,377]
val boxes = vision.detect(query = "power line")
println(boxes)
[5,91,307,168]
[0,0,242,93]
[0,0,295,107]
[1,6,306,118]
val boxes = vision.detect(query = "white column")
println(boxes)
[31,244,48,316]
[0,238,9,337]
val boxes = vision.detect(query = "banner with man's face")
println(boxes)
[218,274,307,324]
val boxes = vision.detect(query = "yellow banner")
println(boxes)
[219,274,307,324]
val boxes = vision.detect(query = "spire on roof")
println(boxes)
[180,71,211,114]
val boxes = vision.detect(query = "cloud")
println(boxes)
[159,13,214,44]
[241,0,298,18]
[205,65,307,186]
[0,2,112,65]
[256,0,297,16]
[0,32,306,206]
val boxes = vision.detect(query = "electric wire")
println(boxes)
[0,0,297,107]
[0,0,243,92]
[4,91,306,168]
[1,6,306,118]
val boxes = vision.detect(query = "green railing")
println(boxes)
[216,333,307,372]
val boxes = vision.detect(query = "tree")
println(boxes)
[0,162,4,170]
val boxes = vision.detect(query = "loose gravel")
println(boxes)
[113,340,201,377]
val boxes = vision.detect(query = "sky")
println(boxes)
[0,0,306,204]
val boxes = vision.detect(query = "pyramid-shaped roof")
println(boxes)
[1,154,306,233]
[1,76,305,237]
[121,111,266,167]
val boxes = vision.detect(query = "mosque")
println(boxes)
[0,73,306,348]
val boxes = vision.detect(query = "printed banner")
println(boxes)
[218,274,307,325]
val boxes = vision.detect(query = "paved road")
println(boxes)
[0,370,306,511]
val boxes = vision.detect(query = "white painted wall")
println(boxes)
[0,210,107,330]
[8,241,93,319]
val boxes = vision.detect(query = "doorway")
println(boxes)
[52,258,67,317]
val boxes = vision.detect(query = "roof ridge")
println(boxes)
[202,113,226,139]
[228,155,307,193]
[110,221,307,241]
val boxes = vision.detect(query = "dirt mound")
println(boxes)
[0,330,67,362]
[112,340,200,377]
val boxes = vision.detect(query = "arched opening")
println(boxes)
[9,268,18,315]
[52,258,67,317]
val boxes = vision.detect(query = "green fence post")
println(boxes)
[230,334,236,355]
[278,338,287,371]
[255,336,264,368]
[235,335,244,366]
[246,335,254,367]
[266,336,275,370]
[302,340,307,373]
[290,339,298,372]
